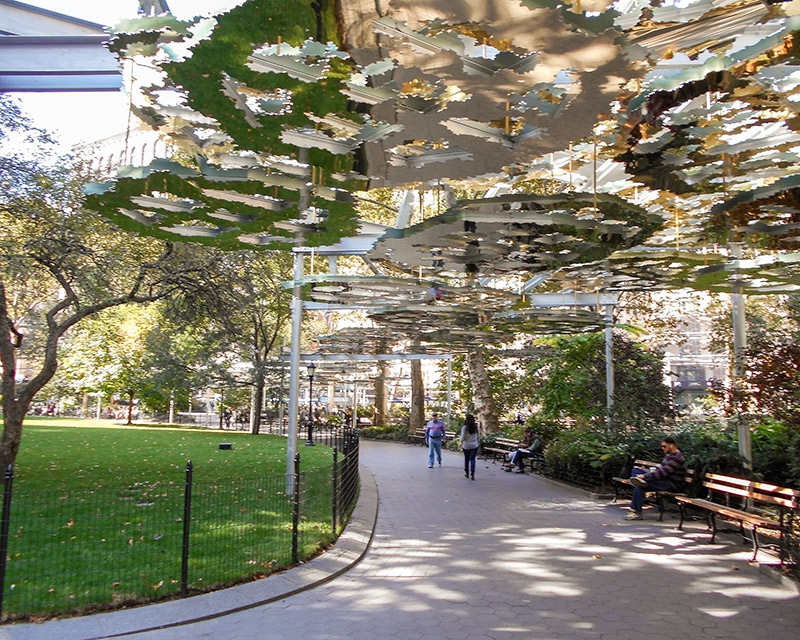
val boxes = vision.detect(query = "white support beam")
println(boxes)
[0,35,122,91]
[395,190,416,228]
[281,353,453,362]
[526,293,619,308]
[286,250,304,493]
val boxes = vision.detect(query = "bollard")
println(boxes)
[0,465,14,618]
[291,453,300,565]
[332,447,338,533]
[180,460,193,597]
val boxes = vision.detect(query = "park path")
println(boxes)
[5,439,800,640]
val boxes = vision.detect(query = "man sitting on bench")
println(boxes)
[625,436,686,520]
[505,427,542,474]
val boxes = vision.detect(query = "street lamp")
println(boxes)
[305,362,316,446]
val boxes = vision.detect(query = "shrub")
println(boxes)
[750,417,800,487]
[543,426,629,487]
[359,425,405,440]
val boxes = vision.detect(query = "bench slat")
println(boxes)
[675,497,782,529]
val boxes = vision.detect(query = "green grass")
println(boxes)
[3,418,338,619]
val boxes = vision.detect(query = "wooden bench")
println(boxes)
[482,437,520,463]
[675,473,800,564]
[482,437,544,472]
[612,459,696,521]
[408,428,456,446]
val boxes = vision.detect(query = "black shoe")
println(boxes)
[465,472,469,478]
[471,475,475,480]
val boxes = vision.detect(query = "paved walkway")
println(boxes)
[4,440,800,640]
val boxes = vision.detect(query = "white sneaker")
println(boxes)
[625,511,643,520]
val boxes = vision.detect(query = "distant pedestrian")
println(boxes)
[460,414,479,480]
[425,412,447,468]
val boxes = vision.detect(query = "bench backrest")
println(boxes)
[494,437,521,448]
[703,473,800,510]
[633,459,696,486]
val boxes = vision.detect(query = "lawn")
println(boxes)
[2,418,338,619]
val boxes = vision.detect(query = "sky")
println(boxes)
[16,1,243,147]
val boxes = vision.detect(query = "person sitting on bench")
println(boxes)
[505,427,542,473]
[625,436,686,520]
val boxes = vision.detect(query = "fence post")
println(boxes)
[0,465,14,618]
[180,460,193,598]
[291,452,300,565]
[332,447,338,534]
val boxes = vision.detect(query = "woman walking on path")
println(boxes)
[460,414,480,480]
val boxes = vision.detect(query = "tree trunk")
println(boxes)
[466,349,500,434]
[409,359,425,433]
[126,391,134,425]
[374,360,388,426]
[251,374,265,435]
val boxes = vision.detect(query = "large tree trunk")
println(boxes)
[374,360,388,426]
[409,358,425,433]
[466,349,500,434]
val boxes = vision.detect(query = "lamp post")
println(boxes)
[305,362,316,446]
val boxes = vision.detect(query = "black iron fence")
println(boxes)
[0,429,359,621]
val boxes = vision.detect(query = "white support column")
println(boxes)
[352,379,358,429]
[447,359,453,429]
[395,190,416,228]
[286,250,304,492]
[605,304,615,429]
[730,242,752,467]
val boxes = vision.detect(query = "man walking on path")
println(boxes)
[425,412,447,467]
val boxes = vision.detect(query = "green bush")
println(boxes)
[750,417,800,487]
[543,426,629,485]
[359,425,405,441]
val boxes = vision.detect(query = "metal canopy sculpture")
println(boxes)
[81,0,800,335]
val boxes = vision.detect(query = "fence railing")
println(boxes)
[0,429,359,621]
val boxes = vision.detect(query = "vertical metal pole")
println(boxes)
[352,379,358,430]
[730,242,752,467]
[0,466,14,617]
[446,358,452,430]
[332,448,338,534]
[277,347,286,435]
[180,460,193,598]
[291,453,301,565]
[605,304,615,431]
[287,250,304,494]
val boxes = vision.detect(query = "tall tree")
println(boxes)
[180,250,293,433]
[528,332,673,431]
[465,349,500,434]
[0,97,219,467]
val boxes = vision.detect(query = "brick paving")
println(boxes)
[6,439,799,640]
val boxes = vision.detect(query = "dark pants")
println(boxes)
[630,468,676,512]
[463,448,477,476]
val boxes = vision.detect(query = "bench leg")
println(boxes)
[678,502,686,530]
[738,521,748,544]
[656,494,665,522]
[750,526,760,563]
[708,512,717,544]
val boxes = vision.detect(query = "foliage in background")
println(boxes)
[441,353,534,419]
[527,332,673,431]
